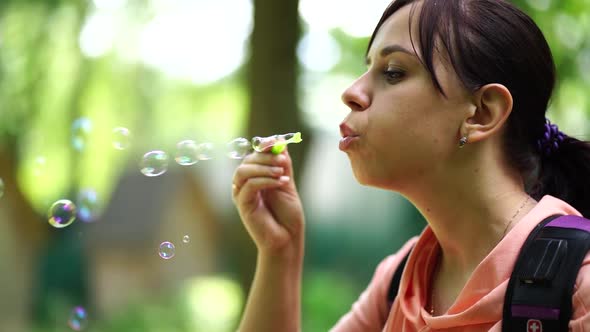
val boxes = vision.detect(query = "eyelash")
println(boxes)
[383,69,405,83]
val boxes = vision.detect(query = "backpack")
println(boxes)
[386,214,590,331]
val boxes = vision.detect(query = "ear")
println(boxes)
[461,84,513,144]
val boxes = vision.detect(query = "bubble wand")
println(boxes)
[251,132,303,154]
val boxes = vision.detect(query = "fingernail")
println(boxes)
[271,167,284,174]
[275,154,287,162]
[279,176,290,183]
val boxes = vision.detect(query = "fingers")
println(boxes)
[233,176,290,204]
[242,148,290,166]
[232,150,293,200]
[233,163,285,189]
[236,150,293,181]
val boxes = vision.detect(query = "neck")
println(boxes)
[399,152,536,276]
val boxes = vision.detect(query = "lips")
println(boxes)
[339,123,359,138]
[339,123,360,151]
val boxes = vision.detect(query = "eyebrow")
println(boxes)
[365,44,417,65]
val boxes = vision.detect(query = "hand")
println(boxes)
[232,149,305,257]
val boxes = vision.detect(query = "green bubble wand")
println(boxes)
[251,132,303,154]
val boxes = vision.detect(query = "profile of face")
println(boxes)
[339,2,475,191]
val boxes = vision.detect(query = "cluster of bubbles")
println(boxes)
[71,117,132,153]
[140,133,301,178]
[139,138,249,177]
[68,117,301,179]
[4,116,302,332]
[45,129,301,232]
[41,118,127,231]
[157,235,190,260]
[39,117,302,329]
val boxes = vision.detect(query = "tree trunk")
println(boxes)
[247,0,310,177]
[0,142,49,331]
[231,0,312,302]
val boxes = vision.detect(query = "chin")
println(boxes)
[351,168,381,187]
[351,167,402,191]
[350,166,367,184]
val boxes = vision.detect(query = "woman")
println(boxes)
[231,0,590,330]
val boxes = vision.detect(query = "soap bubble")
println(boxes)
[76,189,99,223]
[140,150,169,177]
[227,137,251,159]
[67,306,88,331]
[71,118,93,151]
[159,241,175,259]
[175,140,199,166]
[112,127,131,150]
[48,199,77,228]
[183,235,190,243]
[197,142,215,160]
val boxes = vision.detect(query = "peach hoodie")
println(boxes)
[331,195,590,331]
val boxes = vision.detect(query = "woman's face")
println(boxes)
[339,3,474,191]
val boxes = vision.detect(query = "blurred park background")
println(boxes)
[0,0,588,331]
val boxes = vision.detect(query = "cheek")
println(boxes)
[361,87,457,178]
[371,120,446,177]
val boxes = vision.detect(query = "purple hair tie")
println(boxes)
[536,119,565,156]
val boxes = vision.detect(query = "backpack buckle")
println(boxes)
[518,239,567,286]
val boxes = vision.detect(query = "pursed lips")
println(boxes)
[339,123,360,138]
[339,123,361,151]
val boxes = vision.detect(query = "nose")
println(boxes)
[341,75,370,112]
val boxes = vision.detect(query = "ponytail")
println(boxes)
[529,134,590,217]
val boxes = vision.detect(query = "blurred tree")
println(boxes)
[0,0,91,329]
[0,0,588,330]
[225,0,313,300]
[247,0,310,169]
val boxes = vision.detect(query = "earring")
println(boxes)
[459,136,468,148]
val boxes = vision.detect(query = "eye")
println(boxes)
[383,69,405,83]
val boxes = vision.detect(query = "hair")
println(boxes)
[367,0,590,216]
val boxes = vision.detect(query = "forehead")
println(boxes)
[367,4,419,59]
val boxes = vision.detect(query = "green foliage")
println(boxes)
[0,1,249,214]
[513,0,590,128]
[28,271,359,332]
[1,0,589,331]
[32,276,245,332]
[329,28,371,77]
[302,269,363,332]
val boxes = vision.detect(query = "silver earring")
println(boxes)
[459,136,468,148]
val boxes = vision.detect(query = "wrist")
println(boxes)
[258,239,304,267]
